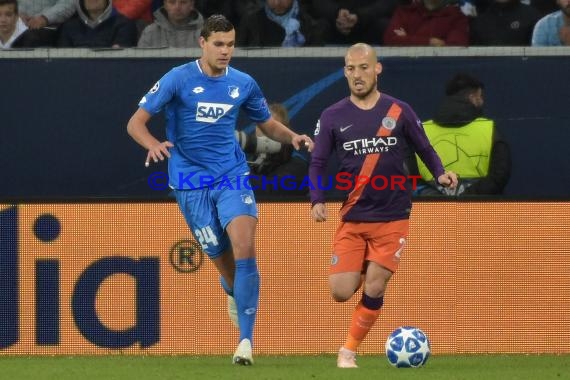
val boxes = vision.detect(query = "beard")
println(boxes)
[350,82,376,99]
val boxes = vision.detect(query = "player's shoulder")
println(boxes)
[157,61,199,87]
[381,92,410,108]
[227,66,256,84]
[381,93,416,115]
[169,61,199,77]
[322,97,351,117]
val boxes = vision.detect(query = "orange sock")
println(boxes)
[343,302,381,352]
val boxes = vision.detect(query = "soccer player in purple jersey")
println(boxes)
[309,43,458,368]
[127,15,314,365]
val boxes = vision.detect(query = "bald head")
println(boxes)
[345,43,378,65]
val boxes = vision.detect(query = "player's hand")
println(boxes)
[437,171,458,189]
[292,134,314,152]
[311,203,327,222]
[145,141,174,167]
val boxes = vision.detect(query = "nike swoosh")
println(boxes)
[340,124,353,132]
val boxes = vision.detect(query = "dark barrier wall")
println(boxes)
[1,55,568,199]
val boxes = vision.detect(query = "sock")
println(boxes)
[234,257,259,344]
[219,276,233,296]
[344,294,383,352]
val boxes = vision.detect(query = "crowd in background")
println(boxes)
[1,0,569,49]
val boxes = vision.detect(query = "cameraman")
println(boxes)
[236,103,309,198]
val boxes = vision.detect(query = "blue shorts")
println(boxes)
[174,179,258,259]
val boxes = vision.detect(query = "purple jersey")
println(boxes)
[309,94,444,222]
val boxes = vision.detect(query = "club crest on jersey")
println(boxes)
[149,81,160,94]
[382,116,396,130]
[241,194,253,205]
[228,86,240,99]
[196,102,233,123]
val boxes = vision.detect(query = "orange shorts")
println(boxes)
[330,219,409,274]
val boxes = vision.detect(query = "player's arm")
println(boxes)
[127,107,173,166]
[128,72,177,166]
[256,116,314,152]
[309,117,333,222]
[404,106,458,189]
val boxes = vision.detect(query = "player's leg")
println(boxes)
[343,262,392,353]
[329,222,367,301]
[226,215,258,365]
[338,219,409,367]
[174,189,237,325]
[216,184,258,365]
[211,250,239,327]
[329,222,366,368]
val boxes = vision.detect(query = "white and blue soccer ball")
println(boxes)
[385,326,431,368]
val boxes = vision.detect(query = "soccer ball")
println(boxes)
[385,326,431,368]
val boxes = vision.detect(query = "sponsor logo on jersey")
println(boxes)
[343,136,398,155]
[149,81,160,94]
[340,124,353,132]
[228,86,240,99]
[192,86,204,94]
[196,102,233,123]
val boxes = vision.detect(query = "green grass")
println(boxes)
[0,355,568,380]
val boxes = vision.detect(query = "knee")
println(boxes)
[330,288,356,303]
[231,240,255,259]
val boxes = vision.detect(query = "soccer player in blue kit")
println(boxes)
[309,43,457,368]
[127,14,313,365]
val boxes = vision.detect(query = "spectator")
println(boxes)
[17,0,76,45]
[57,0,138,48]
[415,73,511,196]
[531,0,570,45]
[195,0,260,26]
[530,0,559,17]
[383,0,469,46]
[246,103,309,196]
[114,0,153,23]
[454,0,498,17]
[310,0,398,45]
[237,0,327,47]
[137,0,203,47]
[0,0,26,48]
[471,0,540,45]
[1,0,51,48]
[19,0,75,29]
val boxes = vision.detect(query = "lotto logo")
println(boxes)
[196,102,233,123]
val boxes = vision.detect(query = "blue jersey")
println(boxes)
[139,60,271,189]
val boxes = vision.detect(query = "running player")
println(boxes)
[127,14,313,365]
[309,43,457,368]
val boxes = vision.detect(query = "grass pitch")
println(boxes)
[0,354,568,380]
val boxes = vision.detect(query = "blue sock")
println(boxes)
[361,293,384,310]
[220,276,233,296]
[234,257,259,344]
